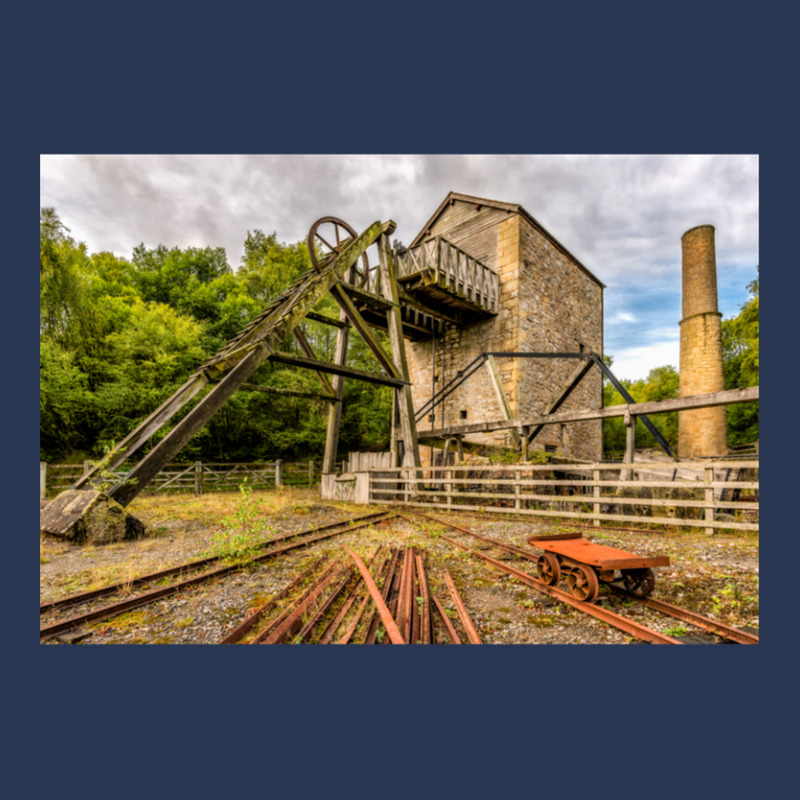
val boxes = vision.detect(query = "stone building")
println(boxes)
[402,192,605,461]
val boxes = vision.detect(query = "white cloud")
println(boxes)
[609,341,681,382]
[40,154,757,382]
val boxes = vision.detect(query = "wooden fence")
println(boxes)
[367,460,759,534]
[41,459,323,498]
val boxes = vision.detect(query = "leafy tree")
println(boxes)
[40,208,90,346]
[40,339,92,459]
[238,230,311,305]
[602,365,679,458]
[131,244,258,350]
[722,275,759,447]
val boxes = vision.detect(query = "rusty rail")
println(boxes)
[410,511,758,645]
[443,571,482,644]
[403,513,681,645]
[41,510,393,616]
[345,547,405,644]
[42,512,395,642]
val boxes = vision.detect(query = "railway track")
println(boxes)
[220,545,481,644]
[41,510,756,645]
[403,511,758,645]
[40,511,394,642]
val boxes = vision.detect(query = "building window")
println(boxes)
[544,444,557,453]
[460,410,468,420]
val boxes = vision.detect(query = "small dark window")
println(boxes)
[544,444,557,453]
[460,410,468,420]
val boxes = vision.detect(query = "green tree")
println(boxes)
[722,275,759,447]
[602,365,679,458]
[131,244,258,350]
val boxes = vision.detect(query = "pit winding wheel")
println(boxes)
[308,216,372,287]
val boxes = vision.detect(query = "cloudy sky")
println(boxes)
[40,154,758,382]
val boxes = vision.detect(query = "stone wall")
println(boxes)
[407,208,603,461]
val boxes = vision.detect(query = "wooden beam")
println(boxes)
[323,311,349,474]
[74,371,209,489]
[484,355,521,447]
[240,382,335,401]
[292,327,335,396]
[339,283,395,310]
[329,281,403,380]
[112,345,270,505]
[304,311,347,328]
[378,233,422,470]
[418,386,759,439]
[268,351,405,388]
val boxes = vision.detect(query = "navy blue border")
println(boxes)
[15,5,792,795]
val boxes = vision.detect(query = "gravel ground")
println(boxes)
[40,489,759,645]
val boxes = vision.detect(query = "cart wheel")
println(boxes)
[622,568,655,598]
[536,553,561,586]
[566,564,599,603]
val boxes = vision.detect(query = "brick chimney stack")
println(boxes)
[678,225,727,458]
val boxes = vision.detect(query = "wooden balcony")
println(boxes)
[395,236,499,319]
[339,236,498,340]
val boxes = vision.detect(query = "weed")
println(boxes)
[711,582,746,619]
[198,479,273,562]
[663,625,688,637]
[375,625,386,643]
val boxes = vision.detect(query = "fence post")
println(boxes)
[593,467,601,526]
[447,468,453,508]
[275,459,284,488]
[514,466,521,510]
[83,460,92,476]
[40,462,47,499]
[705,466,715,535]
[308,460,314,487]
[194,462,203,495]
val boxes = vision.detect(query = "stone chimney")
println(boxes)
[678,225,727,458]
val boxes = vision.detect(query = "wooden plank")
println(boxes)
[329,281,402,380]
[240,382,335,401]
[74,371,209,489]
[371,499,759,532]
[323,310,349,474]
[420,386,759,439]
[485,355,521,447]
[268,351,405,388]
[304,311,347,328]
[292,328,335,396]
[378,233,422,470]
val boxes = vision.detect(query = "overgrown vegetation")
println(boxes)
[198,480,275,562]
[40,209,392,465]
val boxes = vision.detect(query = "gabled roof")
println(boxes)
[409,191,605,288]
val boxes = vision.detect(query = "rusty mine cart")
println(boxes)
[527,533,670,603]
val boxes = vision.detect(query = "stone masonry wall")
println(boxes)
[515,216,603,461]
[407,209,603,462]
